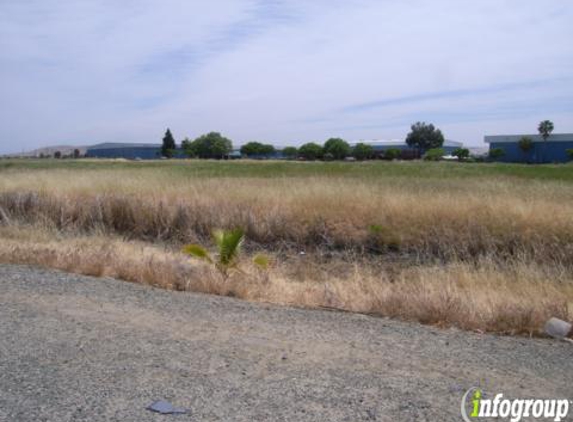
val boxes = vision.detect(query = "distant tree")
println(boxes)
[161,128,177,158]
[282,146,298,159]
[240,142,275,157]
[180,137,193,157]
[298,142,323,160]
[240,142,261,156]
[262,144,275,155]
[423,148,445,161]
[405,122,445,155]
[538,120,554,142]
[566,149,573,161]
[384,148,401,160]
[517,136,533,162]
[39,153,45,159]
[352,143,374,160]
[323,138,351,160]
[54,151,62,159]
[452,147,470,162]
[489,147,505,161]
[538,120,554,163]
[73,148,81,159]
[184,132,232,159]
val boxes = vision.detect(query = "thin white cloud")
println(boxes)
[1,0,572,152]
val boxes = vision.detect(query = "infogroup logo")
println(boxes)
[461,387,570,422]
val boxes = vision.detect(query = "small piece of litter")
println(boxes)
[146,400,190,415]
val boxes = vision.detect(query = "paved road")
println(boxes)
[0,265,570,421]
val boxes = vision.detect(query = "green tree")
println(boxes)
[323,138,351,160]
[538,120,554,163]
[241,142,275,157]
[241,141,260,156]
[161,128,177,158]
[452,147,470,162]
[73,149,81,159]
[423,147,445,161]
[489,147,505,161]
[184,132,232,159]
[282,146,298,159]
[405,122,445,155]
[54,151,62,159]
[261,144,275,155]
[518,136,533,162]
[566,149,573,161]
[352,143,374,160]
[298,142,323,160]
[384,148,401,160]
[180,137,193,157]
[538,120,554,141]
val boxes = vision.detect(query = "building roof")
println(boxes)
[484,133,573,143]
[87,142,161,150]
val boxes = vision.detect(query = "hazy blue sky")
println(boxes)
[1,0,572,153]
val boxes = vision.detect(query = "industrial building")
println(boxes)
[85,143,163,159]
[485,133,573,163]
[85,143,186,159]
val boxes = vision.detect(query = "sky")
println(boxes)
[1,0,573,154]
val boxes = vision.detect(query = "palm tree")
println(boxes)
[538,120,554,163]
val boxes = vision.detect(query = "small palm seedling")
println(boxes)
[183,228,271,280]
[183,228,245,279]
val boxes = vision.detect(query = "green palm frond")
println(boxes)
[213,228,244,267]
[182,244,212,263]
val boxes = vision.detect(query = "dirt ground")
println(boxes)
[0,264,570,421]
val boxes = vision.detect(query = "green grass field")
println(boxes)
[1,158,573,181]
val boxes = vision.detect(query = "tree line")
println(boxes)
[161,121,451,161]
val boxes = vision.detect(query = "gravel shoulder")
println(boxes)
[0,264,571,421]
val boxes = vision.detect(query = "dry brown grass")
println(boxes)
[0,225,571,335]
[1,168,572,262]
[0,161,572,334]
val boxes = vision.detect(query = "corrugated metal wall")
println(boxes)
[489,141,573,163]
[85,147,161,159]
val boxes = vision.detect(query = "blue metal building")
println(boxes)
[86,143,162,159]
[85,143,187,159]
[485,134,573,163]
